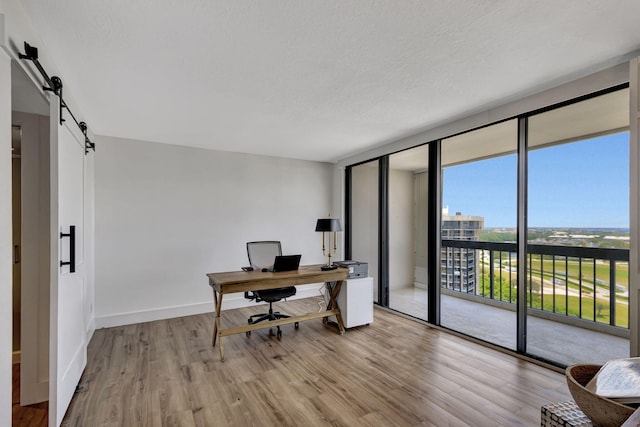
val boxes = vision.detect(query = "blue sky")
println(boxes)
[442,132,629,228]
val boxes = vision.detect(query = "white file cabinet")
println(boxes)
[337,277,373,328]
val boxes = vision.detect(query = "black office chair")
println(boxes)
[245,241,297,339]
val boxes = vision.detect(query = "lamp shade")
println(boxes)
[315,218,342,232]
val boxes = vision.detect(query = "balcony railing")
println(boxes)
[441,239,630,329]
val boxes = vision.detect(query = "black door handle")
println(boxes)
[59,225,76,273]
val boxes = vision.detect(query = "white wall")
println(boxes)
[94,136,334,327]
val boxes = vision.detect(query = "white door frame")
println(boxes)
[630,57,640,357]
[0,13,14,427]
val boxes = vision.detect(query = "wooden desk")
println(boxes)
[206,265,349,361]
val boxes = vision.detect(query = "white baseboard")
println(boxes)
[94,284,325,328]
[95,301,214,329]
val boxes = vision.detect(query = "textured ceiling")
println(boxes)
[16,0,640,162]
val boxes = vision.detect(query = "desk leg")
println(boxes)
[218,316,224,362]
[212,289,223,347]
[212,289,226,361]
[325,280,346,334]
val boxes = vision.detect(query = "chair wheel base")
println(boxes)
[246,303,295,339]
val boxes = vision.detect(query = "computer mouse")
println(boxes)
[261,268,268,272]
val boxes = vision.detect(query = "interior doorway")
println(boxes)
[11,114,51,425]
[11,60,52,422]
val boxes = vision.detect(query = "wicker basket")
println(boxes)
[566,364,635,427]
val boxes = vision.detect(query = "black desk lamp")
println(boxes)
[315,217,342,270]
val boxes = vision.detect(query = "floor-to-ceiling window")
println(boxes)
[346,84,631,367]
[388,145,429,320]
[350,160,380,302]
[440,120,518,349]
[526,88,630,365]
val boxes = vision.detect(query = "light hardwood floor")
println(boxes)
[62,297,571,426]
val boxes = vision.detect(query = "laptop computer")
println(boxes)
[270,254,301,272]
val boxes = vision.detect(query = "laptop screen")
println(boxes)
[271,255,301,272]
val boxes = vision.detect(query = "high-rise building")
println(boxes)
[441,209,484,293]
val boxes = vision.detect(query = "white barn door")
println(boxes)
[49,95,88,426]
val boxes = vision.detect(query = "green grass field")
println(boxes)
[529,293,629,328]
[475,265,629,328]
[528,255,628,288]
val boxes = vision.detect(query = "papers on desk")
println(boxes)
[586,358,640,404]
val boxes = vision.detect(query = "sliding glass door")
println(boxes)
[439,120,518,349]
[350,160,380,302]
[526,88,630,365]
[388,146,429,320]
[345,86,632,367]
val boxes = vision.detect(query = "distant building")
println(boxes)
[441,209,484,293]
